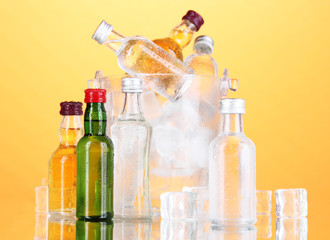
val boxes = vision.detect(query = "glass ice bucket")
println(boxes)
[88,73,232,210]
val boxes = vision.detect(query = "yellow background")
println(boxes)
[0,0,329,238]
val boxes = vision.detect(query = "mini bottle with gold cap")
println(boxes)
[209,99,256,226]
[48,101,83,217]
[76,89,114,221]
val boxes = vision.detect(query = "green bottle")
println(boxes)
[76,89,114,221]
[76,220,113,239]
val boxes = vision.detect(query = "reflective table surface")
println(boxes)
[35,213,308,239]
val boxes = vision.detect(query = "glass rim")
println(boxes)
[98,73,221,80]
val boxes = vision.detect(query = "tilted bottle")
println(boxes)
[76,89,114,221]
[111,77,152,219]
[153,10,204,61]
[92,21,193,102]
[184,35,218,76]
[209,99,256,226]
[48,101,83,216]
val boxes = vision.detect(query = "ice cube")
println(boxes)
[275,189,308,217]
[34,214,48,240]
[275,217,308,240]
[188,128,212,169]
[47,216,76,239]
[256,214,272,239]
[196,221,210,240]
[160,192,197,220]
[182,187,209,220]
[162,99,200,132]
[257,190,272,214]
[35,186,48,213]
[161,220,197,240]
[142,90,162,120]
[209,226,257,240]
[113,219,152,239]
[153,126,185,158]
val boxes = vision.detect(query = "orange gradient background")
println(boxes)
[1,0,329,238]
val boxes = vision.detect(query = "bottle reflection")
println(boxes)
[151,220,161,240]
[161,220,197,240]
[35,213,48,240]
[48,216,76,240]
[113,219,152,239]
[76,220,113,240]
[275,217,308,240]
[255,214,272,239]
[209,225,256,240]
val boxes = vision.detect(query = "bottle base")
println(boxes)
[77,212,114,222]
[49,210,76,218]
[210,218,256,227]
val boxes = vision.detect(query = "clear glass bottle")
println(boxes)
[111,77,152,219]
[209,99,256,226]
[76,89,114,221]
[92,21,194,102]
[184,35,218,76]
[153,10,204,61]
[48,102,83,217]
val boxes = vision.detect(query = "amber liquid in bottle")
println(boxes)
[153,10,204,61]
[153,23,195,61]
[49,113,83,216]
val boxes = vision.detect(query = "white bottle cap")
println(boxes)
[219,98,245,114]
[122,77,143,93]
[193,35,214,54]
[92,20,113,44]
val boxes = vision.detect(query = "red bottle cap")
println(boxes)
[84,89,107,103]
[182,10,204,31]
[60,101,83,115]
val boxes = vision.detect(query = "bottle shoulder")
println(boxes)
[77,135,114,148]
[211,133,255,148]
[49,145,77,159]
[184,54,218,76]
[111,119,152,132]
[152,38,183,60]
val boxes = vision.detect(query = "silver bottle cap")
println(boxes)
[219,98,245,114]
[194,35,214,54]
[92,20,113,44]
[122,77,143,93]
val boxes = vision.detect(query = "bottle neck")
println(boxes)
[119,92,144,119]
[84,103,107,136]
[169,19,197,48]
[220,114,244,134]
[59,115,83,146]
[104,29,125,53]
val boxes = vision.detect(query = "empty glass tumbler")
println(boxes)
[209,99,256,226]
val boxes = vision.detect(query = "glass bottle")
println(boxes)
[209,99,256,226]
[111,77,152,219]
[184,35,218,76]
[153,10,204,61]
[48,102,83,217]
[76,220,113,240]
[92,21,194,102]
[76,89,114,221]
